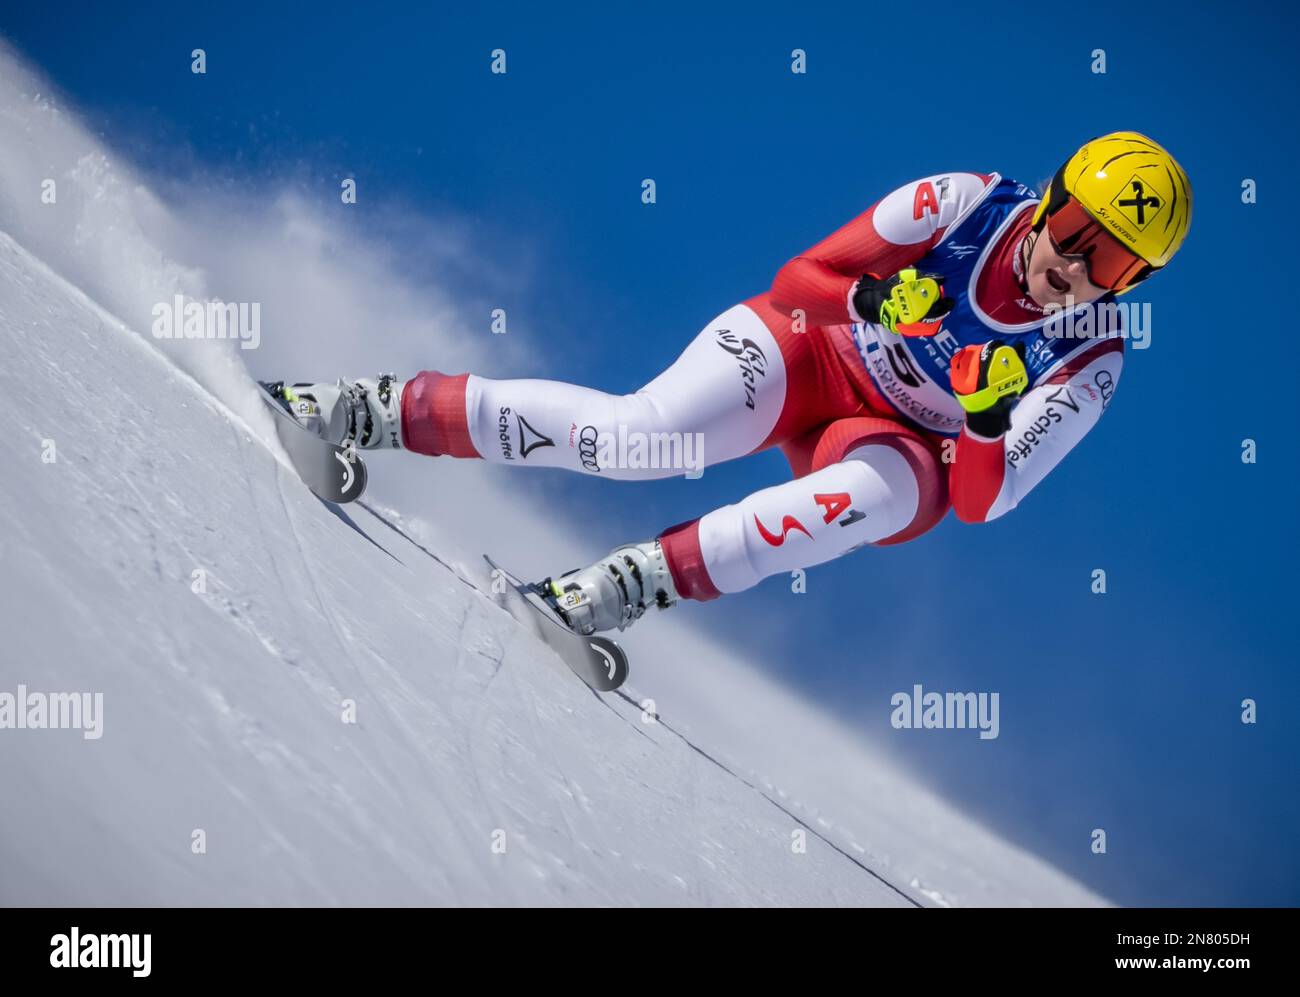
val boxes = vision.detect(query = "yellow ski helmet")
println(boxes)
[1032,131,1192,285]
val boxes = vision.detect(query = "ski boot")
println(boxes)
[267,375,405,450]
[540,540,679,635]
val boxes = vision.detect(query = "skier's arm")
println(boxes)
[949,337,1123,523]
[769,172,994,327]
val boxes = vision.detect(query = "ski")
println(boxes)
[484,555,630,692]
[258,380,368,504]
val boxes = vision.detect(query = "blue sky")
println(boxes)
[4,1,1297,905]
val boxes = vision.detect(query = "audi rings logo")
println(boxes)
[578,425,601,472]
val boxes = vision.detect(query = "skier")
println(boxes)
[278,132,1190,636]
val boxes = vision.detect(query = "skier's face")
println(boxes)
[1024,228,1110,308]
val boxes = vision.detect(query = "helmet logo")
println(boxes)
[1112,174,1166,230]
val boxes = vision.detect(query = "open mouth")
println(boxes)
[1045,267,1072,294]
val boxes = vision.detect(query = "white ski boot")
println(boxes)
[273,374,404,450]
[544,540,679,635]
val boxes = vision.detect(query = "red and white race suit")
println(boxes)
[400,172,1124,599]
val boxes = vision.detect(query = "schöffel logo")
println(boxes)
[516,414,554,458]
[497,406,514,459]
[497,407,555,460]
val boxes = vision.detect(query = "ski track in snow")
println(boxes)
[0,230,1107,906]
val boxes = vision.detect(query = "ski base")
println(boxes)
[258,381,368,504]
[484,555,630,692]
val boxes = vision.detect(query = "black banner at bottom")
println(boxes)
[0,907,1284,983]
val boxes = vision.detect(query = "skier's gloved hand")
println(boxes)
[852,268,956,336]
[950,340,1029,438]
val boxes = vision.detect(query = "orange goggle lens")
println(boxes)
[1045,196,1155,292]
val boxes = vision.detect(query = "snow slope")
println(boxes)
[0,230,1107,906]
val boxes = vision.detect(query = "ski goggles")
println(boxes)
[1043,193,1156,292]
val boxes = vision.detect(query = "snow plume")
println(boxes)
[0,36,531,561]
[0,38,513,428]
[0,45,219,380]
